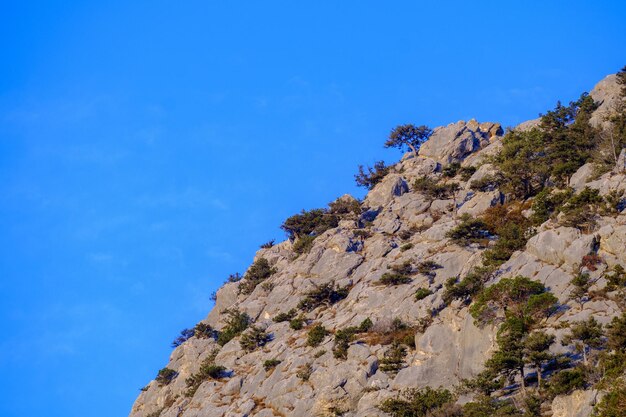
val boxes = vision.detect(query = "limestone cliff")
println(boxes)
[130,73,626,417]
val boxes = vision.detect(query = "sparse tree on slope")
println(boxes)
[385,124,432,157]
[563,317,604,365]
[524,330,555,389]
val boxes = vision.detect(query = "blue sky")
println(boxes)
[0,1,624,416]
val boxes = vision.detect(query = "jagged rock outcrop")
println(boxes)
[418,119,503,163]
[590,74,623,128]
[130,74,626,417]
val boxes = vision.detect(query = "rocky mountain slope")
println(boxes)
[130,72,626,417]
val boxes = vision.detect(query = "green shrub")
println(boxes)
[333,328,357,359]
[599,351,626,382]
[328,197,362,217]
[281,208,339,240]
[263,359,281,371]
[442,162,460,178]
[530,187,571,224]
[172,328,195,347]
[238,258,277,295]
[329,319,373,360]
[462,369,504,396]
[442,266,494,304]
[155,367,177,386]
[494,94,598,199]
[413,176,460,200]
[307,324,329,347]
[296,363,313,381]
[260,239,275,249]
[602,189,626,215]
[392,317,407,331]
[459,166,477,181]
[606,265,626,290]
[594,378,626,417]
[378,386,454,417]
[226,272,243,283]
[414,288,432,301]
[462,395,521,417]
[470,276,556,326]
[361,317,416,347]
[559,187,603,231]
[482,222,530,266]
[298,283,350,311]
[292,234,316,255]
[445,214,490,246]
[385,124,432,156]
[355,161,390,190]
[353,229,372,239]
[390,260,414,275]
[607,312,626,352]
[547,368,586,397]
[314,349,327,358]
[289,316,306,330]
[273,308,297,323]
[563,187,603,212]
[239,326,271,352]
[400,243,414,252]
[194,322,215,339]
[376,272,412,286]
[379,341,407,374]
[560,206,597,231]
[416,260,442,275]
[570,272,591,306]
[470,173,505,192]
[216,309,250,346]
[415,315,433,334]
[185,351,226,397]
[358,317,374,332]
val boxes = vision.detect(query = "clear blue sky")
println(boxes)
[0,1,624,416]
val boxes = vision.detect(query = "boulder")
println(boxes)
[399,156,440,178]
[465,163,498,189]
[457,191,503,217]
[569,162,596,190]
[365,174,409,208]
[526,227,581,266]
[419,119,502,164]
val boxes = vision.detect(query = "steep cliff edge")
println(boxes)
[130,72,626,417]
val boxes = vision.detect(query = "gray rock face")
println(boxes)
[418,119,502,164]
[129,73,626,417]
[551,389,597,417]
[526,227,582,267]
[392,309,496,390]
[616,148,626,173]
[457,191,503,217]
[515,117,541,132]
[590,74,623,128]
[569,162,596,190]
[365,174,409,208]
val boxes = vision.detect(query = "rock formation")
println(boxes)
[130,73,626,417]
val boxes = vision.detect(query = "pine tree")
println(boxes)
[385,124,432,157]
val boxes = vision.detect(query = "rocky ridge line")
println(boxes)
[130,73,626,417]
